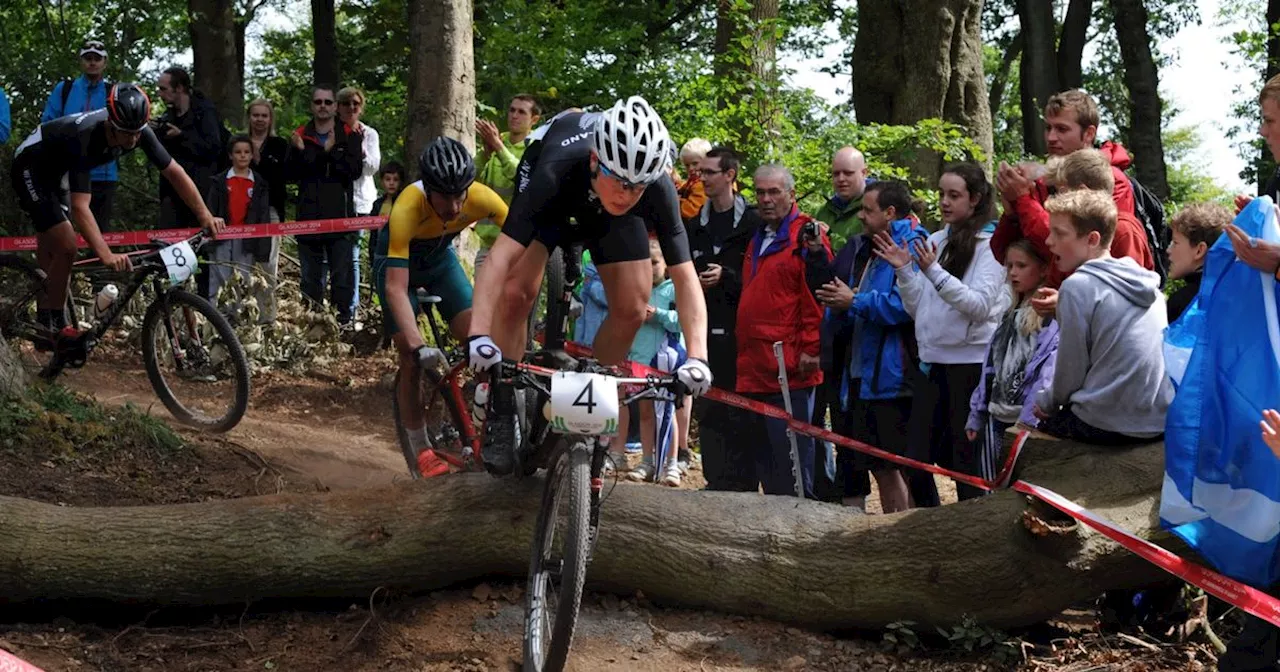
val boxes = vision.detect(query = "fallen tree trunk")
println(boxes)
[0,438,1175,629]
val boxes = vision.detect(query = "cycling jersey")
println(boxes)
[378,180,509,266]
[375,180,508,335]
[504,111,691,267]
[10,109,171,232]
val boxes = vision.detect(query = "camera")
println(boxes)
[801,221,819,240]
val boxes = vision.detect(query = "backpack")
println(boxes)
[1127,174,1170,286]
[58,77,112,116]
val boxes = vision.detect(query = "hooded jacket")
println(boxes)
[1034,256,1173,438]
[990,141,1139,288]
[573,260,608,346]
[894,223,1011,365]
[736,204,829,394]
[285,119,364,236]
[813,191,867,247]
[629,277,682,367]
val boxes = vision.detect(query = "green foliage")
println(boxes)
[0,383,184,455]
[1164,126,1233,208]
[1221,0,1279,190]
[881,621,922,653]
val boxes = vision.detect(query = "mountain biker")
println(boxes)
[8,83,225,334]
[466,96,712,476]
[376,136,509,478]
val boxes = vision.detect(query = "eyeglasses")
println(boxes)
[339,100,363,108]
[313,99,335,106]
[700,168,725,176]
[598,163,650,192]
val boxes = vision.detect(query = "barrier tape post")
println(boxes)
[772,341,804,499]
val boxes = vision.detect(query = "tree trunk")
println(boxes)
[1112,0,1170,200]
[0,439,1175,629]
[0,334,27,400]
[1015,0,1058,156]
[712,0,780,148]
[853,0,994,174]
[1056,0,1093,91]
[311,0,340,89]
[187,0,244,127]
[405,0,476,171]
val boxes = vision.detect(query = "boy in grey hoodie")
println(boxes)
[1033,190,1173,445]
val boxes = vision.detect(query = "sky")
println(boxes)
[781,0,1256,193]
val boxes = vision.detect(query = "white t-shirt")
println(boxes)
[351,122,381,215]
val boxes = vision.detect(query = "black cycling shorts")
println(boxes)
[530,213,653,266]
[10,161,69,234]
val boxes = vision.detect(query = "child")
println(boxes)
[1166,202,1231,322]
[966,238,1059,471]
[368,161,405,274]
[1034,190,1173,445]
[627,238,688,487]
[203,135,271,311]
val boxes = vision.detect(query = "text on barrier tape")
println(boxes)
[0,650,44,672]
[0,216,388,253]
[1013,481,1280,628]
[561,340,1280,626]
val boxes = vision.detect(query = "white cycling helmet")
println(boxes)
[593,96,672,185]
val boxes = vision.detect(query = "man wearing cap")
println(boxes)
[41,39,117,232]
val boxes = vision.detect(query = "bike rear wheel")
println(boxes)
[523,441,591,672]
[527,247,566,351]
[391,365,472,478]
[141,290,250,432]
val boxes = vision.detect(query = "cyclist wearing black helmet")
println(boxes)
[9,82,224,332]
[375,135,508,477]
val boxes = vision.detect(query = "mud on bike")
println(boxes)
[0,231,251,433]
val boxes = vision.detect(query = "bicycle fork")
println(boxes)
[585,438,608,564]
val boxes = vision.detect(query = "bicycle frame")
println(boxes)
[415,300,483,469]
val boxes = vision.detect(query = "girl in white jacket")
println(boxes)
[872,162,1010,503]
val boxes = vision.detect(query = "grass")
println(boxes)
[0,382,185,456]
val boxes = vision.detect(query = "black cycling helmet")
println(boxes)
[419,136,476,195]
[106,83,152,133]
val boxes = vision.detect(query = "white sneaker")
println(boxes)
[661,459,682,487]
[627,460,655,482]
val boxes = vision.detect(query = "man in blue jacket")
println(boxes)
[0,86,10,144]
[41,39,117,231]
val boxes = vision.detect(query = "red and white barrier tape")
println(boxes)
[0,216,388,253]
[564,340,1280,627]
[0,650,44,672]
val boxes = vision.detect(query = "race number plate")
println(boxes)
[549,371,619,435]
[159,241,198,287]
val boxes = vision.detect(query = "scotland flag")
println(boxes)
[1161,196,1280,586]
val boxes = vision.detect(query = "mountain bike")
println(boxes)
[490,357,685,672]
[0,231,251,433]
[390,290,482,478]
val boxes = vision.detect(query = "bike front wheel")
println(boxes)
[141,290,250,432]
[523,441,591,672]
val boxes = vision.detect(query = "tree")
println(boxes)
[0,336,27,401]
[0,438,1174,629]
[312,0,340,88]
[1014,0,1058,156]
[188,0,249,127]
[714,0,782,147]
[406,0,476,169]
[1111,0,1169,200]
[852,0,993,172]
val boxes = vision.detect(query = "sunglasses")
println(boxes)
[313,98,335,106]
[339,99,363,107]
[81,53,104,62]
[598,163,649,192]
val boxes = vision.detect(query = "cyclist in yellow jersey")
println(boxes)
[375,136,508,477]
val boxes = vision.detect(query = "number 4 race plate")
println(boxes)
[159,241,198,287]
[549,372,620,435]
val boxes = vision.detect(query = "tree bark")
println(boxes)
[853,0,994,173]
[0,438,1175,629]
[0,334,27,400]
[1112,0,1170,200]
[712,0,780,146]
[405,0,476,169]
[187,0,244,127]
[1015,0,1058,156]
[311,0,340,89]
[1057,0,1093,91]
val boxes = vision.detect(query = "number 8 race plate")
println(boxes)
[549,372,620,435]
[159,241,198,287]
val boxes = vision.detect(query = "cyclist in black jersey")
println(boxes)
[8,83,224,331]
[466,96,712,475]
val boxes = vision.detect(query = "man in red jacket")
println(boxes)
[992,89,1138,290]
[736,164,831,498]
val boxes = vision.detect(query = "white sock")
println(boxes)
[407,427,430,453]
